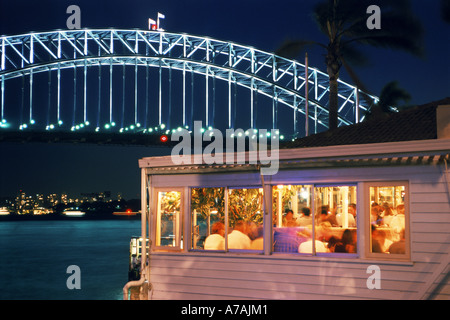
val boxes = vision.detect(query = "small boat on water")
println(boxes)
[63,208,85,217]
[0,207,10,215]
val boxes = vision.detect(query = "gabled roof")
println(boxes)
[281,97,450,149]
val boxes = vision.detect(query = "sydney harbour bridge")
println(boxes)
[0,29,378,145]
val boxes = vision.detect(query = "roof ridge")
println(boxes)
[281,97,450,149]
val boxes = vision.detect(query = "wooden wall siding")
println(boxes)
[147,164,450,300]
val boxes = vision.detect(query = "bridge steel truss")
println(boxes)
[0,29,378,138]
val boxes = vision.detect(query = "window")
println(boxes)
[368,183,409,259]
[315,186,357,254]
[191,187,225,251]
[272,185,357,255]
[155,190,183,250]
[228,188,264,251]
[190,187,263,252]
[272,185,313,253]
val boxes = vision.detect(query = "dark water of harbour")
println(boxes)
[0,219,141,300]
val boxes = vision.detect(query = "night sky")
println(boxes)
[0,0,449,200]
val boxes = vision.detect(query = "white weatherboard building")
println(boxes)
[125,99,450,300]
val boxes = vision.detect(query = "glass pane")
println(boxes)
[190,187,225,250]
[156,191,182,248]
[314,186,357,253]
[228,188,264,250]
[272,185,313,253]
[370,186,406,254]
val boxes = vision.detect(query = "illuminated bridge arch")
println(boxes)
[0,29,378,139]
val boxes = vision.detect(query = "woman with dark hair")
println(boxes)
[334,229,357,253]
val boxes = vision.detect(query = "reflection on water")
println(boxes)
[0,219,140,300]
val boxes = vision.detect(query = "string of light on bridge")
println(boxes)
[0,29,378,142]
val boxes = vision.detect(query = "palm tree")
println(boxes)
[276,0,424,130]
[365,81,411,120]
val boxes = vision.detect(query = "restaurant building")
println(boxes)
[130,98,450,300]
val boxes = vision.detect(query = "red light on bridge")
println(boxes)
[160,135,168,143]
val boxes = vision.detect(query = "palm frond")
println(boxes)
[275,39,324,60]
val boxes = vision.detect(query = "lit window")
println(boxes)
[272,185,313,253]
[190,187,263,252]
[191,187,225,251]
[155,190,183,249]
[272,185,357,255]
[227,188,264,251]
[368,184,409,258]
[314,186,357,254]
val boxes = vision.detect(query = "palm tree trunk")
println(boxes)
[328,78,338,130]
[326,51,340,130]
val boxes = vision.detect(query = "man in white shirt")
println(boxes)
[227,221,251,249]
[298,222,331,254]
[204,222,225,250]
[298,239,328,253]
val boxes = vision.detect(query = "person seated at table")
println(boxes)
[326,204,339,227]
[297,207,312,226]
[336,209,356,228]
[390,204,406,241]
[204,222,225,250]
[298,222,331,254]
[388,229,406,254]
[370,206,384,226]
[371,225,384,253]
[377,229,393,252]
[334,229,357,253]
[273,227,305,253]
[318,208,329,224]
[228,220,251,249]
[250,225,264,250]
[381,202,395,226]
[282,209,297,227]
[327,236,340,253]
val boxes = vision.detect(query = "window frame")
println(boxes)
[151,180,411,262]
[189,186,227,253]
[226,186,265,254]
[364,181,411,261]
[188,186,265,254]
[271,183,359,257]
[152,187,185,252]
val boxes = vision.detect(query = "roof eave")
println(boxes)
[139,138,450,170]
